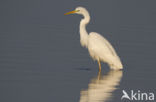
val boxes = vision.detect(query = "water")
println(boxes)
[0,0,156,102]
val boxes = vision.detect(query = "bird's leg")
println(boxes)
[98,59,101,72]
[97,70,101,80]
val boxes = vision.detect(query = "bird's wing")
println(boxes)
[89,32,118,57]
[88,32,123,69]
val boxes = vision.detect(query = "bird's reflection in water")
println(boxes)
[79,70,123,102]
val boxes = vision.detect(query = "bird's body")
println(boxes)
[88,32,122,69]
[65,7,123,70]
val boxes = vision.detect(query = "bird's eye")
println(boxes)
[77,10,80,12]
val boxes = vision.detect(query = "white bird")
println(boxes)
[65,7,123,71]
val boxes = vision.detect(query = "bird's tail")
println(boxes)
[110,64,123,70]
[109,59,123,70]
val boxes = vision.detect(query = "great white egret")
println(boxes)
[65,7,123,71]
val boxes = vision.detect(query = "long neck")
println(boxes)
[79,12,90,48]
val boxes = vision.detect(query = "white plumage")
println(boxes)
[65,7,123,70]
[88,32,123,69]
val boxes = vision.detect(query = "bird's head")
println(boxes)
[64,7,88,16]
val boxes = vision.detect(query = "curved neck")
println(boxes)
[79,12,90,48]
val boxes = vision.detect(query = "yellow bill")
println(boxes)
[64,10,78,15]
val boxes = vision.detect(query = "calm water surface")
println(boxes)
[0,24,156,102]
[0,0,156,102]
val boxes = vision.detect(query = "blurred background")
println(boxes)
[0,0,156,102]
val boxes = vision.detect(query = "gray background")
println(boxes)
[0,0,156,102]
